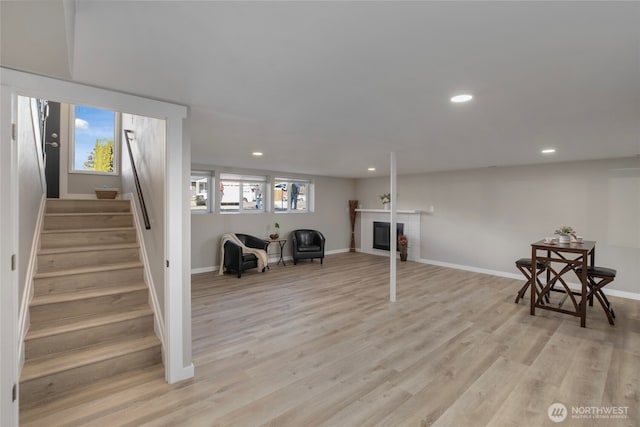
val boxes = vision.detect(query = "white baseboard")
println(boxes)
[192,251,640,300]
[192,266,217,274]
[592,288,640,301]
[417,258,640,301]
[191,248,351,274]
[167,363,195,384]
[417,258,523,280]
[325,248,350,255]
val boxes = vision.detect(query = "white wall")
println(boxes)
[121,113,166,317]
[355,157,640,295]
[17,97,45,307]
[191,168,356,271]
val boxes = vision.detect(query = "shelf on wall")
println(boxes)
[355,209,425,214]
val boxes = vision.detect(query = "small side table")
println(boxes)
[267,239,287,266]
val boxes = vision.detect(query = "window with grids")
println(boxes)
[273,179,311,212]
[219,173,266,213]
[190,170,214,213]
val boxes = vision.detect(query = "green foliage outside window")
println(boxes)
[83,138,114,172]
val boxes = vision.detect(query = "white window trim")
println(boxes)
[219,174,267,214]
[190,170,214,214]
[69,106,121,175]
[273,178,313,213]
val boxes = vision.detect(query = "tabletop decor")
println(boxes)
[399,234,408,261]
[380,193,391,209]
[269,222,280,240]
[555,225,577,243]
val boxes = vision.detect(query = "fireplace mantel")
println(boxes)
[355,209,423,214]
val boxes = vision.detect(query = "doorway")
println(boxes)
[43,101,60,198]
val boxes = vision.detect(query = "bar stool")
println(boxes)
[514,258,550,304]
[575,266,616,325]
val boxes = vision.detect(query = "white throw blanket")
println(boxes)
[219,233,268,275]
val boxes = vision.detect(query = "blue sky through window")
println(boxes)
[74,106,115,170]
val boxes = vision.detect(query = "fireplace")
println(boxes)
[373,221,404,251]
[357,209,422,260]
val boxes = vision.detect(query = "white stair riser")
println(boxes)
[37,248,140,273]
[46,200,131,214]
[30,290,149,324]
[20,345,161,406]
[41,230,137,248]
[34,267,144,296]
[44,214,134,230]
[26,314,154,359]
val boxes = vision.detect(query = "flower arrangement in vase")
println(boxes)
[398,234,408,261]
[555,225,576,243]
[269,222,280,240]
[380,193,391,209]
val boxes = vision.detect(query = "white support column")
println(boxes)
[390,152,397,302]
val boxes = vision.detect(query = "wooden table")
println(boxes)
[267,239,287,266]
[530,239,595,327]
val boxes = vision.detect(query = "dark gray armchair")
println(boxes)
[291,229,325,265]
[223,234,269,278]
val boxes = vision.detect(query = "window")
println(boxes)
[70,105,119,174]
[274,179,311,212]
[190,171,214,213]
[220,174,266,213]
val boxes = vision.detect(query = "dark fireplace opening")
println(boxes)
[373,221,404,251]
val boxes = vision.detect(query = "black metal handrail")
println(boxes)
[123,129,151,230]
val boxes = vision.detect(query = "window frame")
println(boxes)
[219,173,267,214]
[69,105,121,175]
[273,178,313,213]
[190,170,215,214]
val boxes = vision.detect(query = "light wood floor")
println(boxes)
[21,252,640,426]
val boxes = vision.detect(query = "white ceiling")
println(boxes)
[2,1,639,178]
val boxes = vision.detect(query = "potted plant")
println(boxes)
[269,222,280,240]
[555,225,576,244]
[398,234,408,261]
[380,193,391,209]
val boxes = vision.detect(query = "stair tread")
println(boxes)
[31,282,148,306]
[41,226,136,234]
[34,261,143,279]
[26,306,154,340]
[19,363,164,416]
[39,243,140,255]
[21,335,161,383]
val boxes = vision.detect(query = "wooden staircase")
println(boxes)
[20,199,162,409]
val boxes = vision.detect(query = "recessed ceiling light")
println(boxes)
[450,94,473,103]
[541,148,556,154]
[368,167,376,171]
[252,151,263,157]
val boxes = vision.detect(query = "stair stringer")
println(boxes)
[126,194,166,365]
[18,194,46,371]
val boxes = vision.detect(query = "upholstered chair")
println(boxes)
[291,229,325,265]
